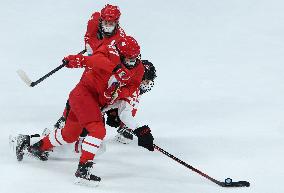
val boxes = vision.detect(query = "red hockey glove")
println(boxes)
[133,125,154,151]
[104,82,120,105]
[63,55,86,68]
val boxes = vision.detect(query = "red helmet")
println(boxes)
[116,36,140,58]
[101,4,121,22]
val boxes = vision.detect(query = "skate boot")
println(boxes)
[16,135,30,161]
[27,140,49,161]
[15,135,48,161]
[115,126,133,144]
[75,161,101,187]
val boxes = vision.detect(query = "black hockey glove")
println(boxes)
[106,109,121,128]
[133,125,154,151]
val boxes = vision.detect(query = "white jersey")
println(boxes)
[103,89,141,129]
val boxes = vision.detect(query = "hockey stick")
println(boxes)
[17,49,86,87]
[153,144,250,187]
[125,129,249,187]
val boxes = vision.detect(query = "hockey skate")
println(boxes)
[16,135,30,161]
[74,161,101,187]
[15,135,49,161]
[28,140,49,161]
[115,126,133,144]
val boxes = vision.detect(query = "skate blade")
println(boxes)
[9,135,17,153]
[115,134,131,144]
[74,177,100,187]
[21,149,48,161]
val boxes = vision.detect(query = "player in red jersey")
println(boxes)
[15,36,154,186]
[84,4,126,56]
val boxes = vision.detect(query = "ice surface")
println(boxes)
[0,0,284,193]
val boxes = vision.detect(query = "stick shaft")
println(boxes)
[153,144,222,186]
[30,63,65,87]
[29,49,86,87]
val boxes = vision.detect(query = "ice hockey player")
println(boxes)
[15,36,155,186]
[32,60,156,155]
[68,60,157,154]
[103,60,157,144]
[52,59,157,151]
[46,4,135,150]
[52,4,126,135]
[84,4,125,56]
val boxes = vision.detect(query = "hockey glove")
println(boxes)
[63,55,86,68]
[106,109,121,128]
[133,125,154,151]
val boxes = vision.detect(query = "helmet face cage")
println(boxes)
[139,60,157,94]
[140,80,154,95]
[100,20,118,36]
[121,54,141,69]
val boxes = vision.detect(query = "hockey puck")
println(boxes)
[225,178,232,185]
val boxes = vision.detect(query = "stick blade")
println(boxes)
[221,181,250,187]
[16,69,32,87]
[231,181,250,187]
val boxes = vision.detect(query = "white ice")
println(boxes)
[0,0,284,193]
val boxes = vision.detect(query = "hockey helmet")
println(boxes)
[101,4,121,22]
[116,36,141,69]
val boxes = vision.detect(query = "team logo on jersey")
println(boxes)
[118,71,126,78]
[108,40,119,56]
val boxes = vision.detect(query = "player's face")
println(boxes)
[101,20,117,33]
[123,57,138,69]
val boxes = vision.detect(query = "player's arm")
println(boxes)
[63,46,116,73]
[84,12,101,55]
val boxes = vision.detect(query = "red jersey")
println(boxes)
[84,12,126,55]
[80,41,144,107]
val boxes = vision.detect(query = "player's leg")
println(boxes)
[16,109,82,161]
[69,84,105,186]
